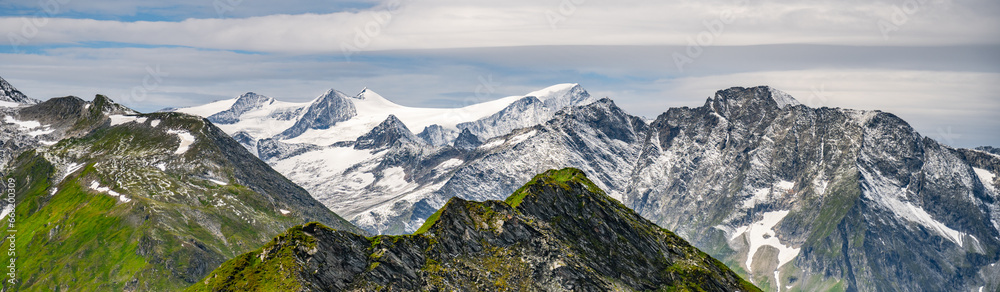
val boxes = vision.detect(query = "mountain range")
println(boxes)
[0,83,362,290]
[176,83,1000,291]
[2,73,998,291]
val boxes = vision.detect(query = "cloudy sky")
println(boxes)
[1,0,997,147]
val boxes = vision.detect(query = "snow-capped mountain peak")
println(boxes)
[524,83,580,100]
[708,86,804,118]
[276,88,358,139]
[0,75,40,106]
[455,83,597,140]
[354,114,420,149]
[207,92,275,124]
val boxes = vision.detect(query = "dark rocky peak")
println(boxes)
[256,137,322,161]
[276,88,357,139]
[549,97,648,144]
[354,114,420,150]
[191,168,759,291]
[452,128,482,150]
[207,92,274,124]
[229,130,258,153]
[91,94,138,116]
[17,96,87,123]
[0,75,39,104]
[706,86,801,118]
[16,95,135,138]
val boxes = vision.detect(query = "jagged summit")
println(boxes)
[208,92,274,124]
[0,75,39,105]
[766,86,801,108]
[705,86,805,119]
[452,128,481,150]
[456,83,598,140]
[354,114,420,150]
[91,94,137,115]
[275,88,357,139]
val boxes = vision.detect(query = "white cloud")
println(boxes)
[2,0,998,54]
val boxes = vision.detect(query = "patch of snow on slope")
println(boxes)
[376,167,416,194]
[860,167,967,247]
[63,163,83,180]
[213,100,309,140]
[5,115,55,136]
[3,115,41,129]
[166,129,195,154]
[174,97,239,118]
[813,177,829,195]
[109,115,147,126]
[150,120,160,127]
[280,209,290,215]
[155,163,166,171]
[743,188,771,208]
[509,129,537,145]
[89,181,132,203]
[767,87,801,108]
[775,180,794,192]
[208,178,228,186]
[974,168,996,193]
[436,158,463,170]
[26,128,54,136]
[479,138,505,149]
[730,210,800,272]
[0,101,21,108]
[0,205,12,220]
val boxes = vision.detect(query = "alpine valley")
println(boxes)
[174,82,1000,291]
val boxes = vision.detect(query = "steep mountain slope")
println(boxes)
[176,82,999,291]
[421,86,1000,291]
[456,83,597,141]
[187,168,759,292]
[173,84,600,234]
[0,96,362,291]
[0,75,39,105]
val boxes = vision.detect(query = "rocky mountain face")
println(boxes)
[409,86,1000,291]
[187,168,759,292]
[456,83,596,141]
[0,75,39,105]
[0,94,362,291]
[208,92,274,124]
[172,84,599,234]
[276,89,357,139]
[354,115,420,150]
[175,82,999,291]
